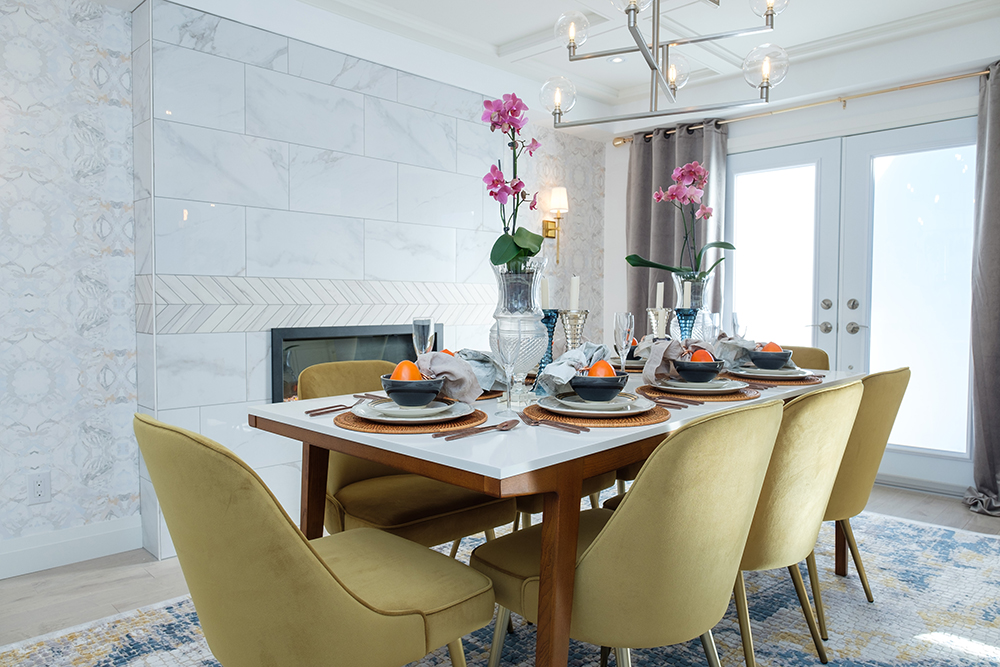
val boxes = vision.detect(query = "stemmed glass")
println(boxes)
[731,312,746,339]
[614,312,635,375]
[412,317,435,357]
[495,319,523,418]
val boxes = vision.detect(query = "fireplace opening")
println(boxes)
[271,324,445,402]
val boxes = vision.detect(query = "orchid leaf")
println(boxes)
[512,227,543,254]
[491,234,520,266]
[697,257,726,280]
[625,254,687,273]
[695,241,736,269]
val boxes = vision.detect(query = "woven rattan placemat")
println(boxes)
[721,373,823,386]
[333,409,487,435]
[638,384,761,402]
[477,390,503,401]
[526,403,670,428]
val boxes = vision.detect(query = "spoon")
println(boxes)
[443,419,518,441]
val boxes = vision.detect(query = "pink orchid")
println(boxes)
[490,183,513,205]
[686,186,704,204]
[529,192,538,210]
[503,92,528,114]
[483,164,505,190]
[653,187,666,203]
[695,204,714,220]
[510,178,525,195]
[526,138,541,156]
[665,184,688,202]
[672,161,709,189]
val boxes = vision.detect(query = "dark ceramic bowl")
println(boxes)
[570,372,629,402]
[749,350,793,370]
[673,359,724,383]
[380,375,445,407]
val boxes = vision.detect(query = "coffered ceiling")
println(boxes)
[302,0,1000,105]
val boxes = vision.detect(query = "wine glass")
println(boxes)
[731,312,746,339]
[494,319,524,418]
[412,317,435,357]
[613,312,635,374]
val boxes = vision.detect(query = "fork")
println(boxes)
[306,397,364,417]
[517,411,587,434]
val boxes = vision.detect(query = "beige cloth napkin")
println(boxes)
[536,342,611,397]
[416,352,483,405]
[641,339,716,385]
[715,336,798,370]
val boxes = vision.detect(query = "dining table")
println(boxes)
[248,369,863,667]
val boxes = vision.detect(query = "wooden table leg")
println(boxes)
[834,519,847,576]
[301,443,329,539]
[535,467,584,667]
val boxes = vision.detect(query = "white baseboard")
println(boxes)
[875,474,967,499]
[0,515,143,580]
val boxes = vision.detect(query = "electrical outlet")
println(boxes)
[27,472,51,505]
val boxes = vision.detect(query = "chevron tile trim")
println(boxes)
[152,275,498,334]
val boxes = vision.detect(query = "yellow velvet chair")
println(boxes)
[733,381,863,666]
[133,414,494,667]
[298,360,516,554]
[813,367,910,625]
[470,399,785,667]
[611,345,830,498]
[783,345,830,371]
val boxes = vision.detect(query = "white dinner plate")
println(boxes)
[538,395,655,418]
[729,366,814,379]
[351,401,473,424]
[369,399,453,418]
[555,392,638,412]
[656,379,749,395]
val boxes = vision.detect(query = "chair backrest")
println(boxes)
[824,367,911,521]
[299,360,404,523]
[783,345,830,371]
[132,414,425,666]
[740,381,864,572]
[571,400,785,649]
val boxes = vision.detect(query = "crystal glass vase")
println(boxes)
[671,273,714,341]
[489,257,549,403]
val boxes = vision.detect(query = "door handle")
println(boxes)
[846,322,868,335]
[807,322,833,333]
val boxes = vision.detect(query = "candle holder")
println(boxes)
[674,307,698,341]
[559,309,589,351]
[646,307,670,340]
[538,309,559,375]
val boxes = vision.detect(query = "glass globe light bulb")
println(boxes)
[610,0,654,13]
[554,11,589,47]
[539,76,577,114]
[750,0,790,16]
[742,43,789,88]
[667,53,691,90]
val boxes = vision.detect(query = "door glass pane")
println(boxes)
[732,165,816,345]
[870,145,976,453]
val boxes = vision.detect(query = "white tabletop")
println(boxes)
[249,371,863,481]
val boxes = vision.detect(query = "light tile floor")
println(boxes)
[0,485,996,647]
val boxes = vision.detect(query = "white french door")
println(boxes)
[726,118,977,492]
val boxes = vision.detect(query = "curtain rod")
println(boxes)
[611,68,991,146]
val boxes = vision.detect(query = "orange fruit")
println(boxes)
[762,342,783,352]
[390,360,422,381]
[441,349,455,356]
[587,360,617,377]
[630,337,639,346]
[690,349,714,362]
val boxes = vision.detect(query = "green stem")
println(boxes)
[510,130,519,233]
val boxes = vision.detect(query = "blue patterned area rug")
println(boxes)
[2,512,998,667]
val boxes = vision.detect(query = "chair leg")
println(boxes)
[733,570,756,667]
[449,538,461,559]
[614,647,631,667]
[521,512,532,528]
[617,479,627,495]
[788,564,829,663]
[447,639,467,667]
[700,630,723,667]
[485,528,496,541]
[841,518,874,603]
[589,492,601,509]
[512,513,520,531]
[599,646,610,667]
[487,606,511,667]
[805,550,828,640]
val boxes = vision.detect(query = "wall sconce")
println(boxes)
[543,186,569,264]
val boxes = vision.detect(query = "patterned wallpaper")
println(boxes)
[0,2,136,539]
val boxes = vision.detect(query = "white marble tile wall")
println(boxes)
[135,1,606,559]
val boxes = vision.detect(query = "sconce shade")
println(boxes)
[549,186,569,213]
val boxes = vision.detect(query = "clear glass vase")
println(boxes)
[489,257,549,407]
[671,272,714,341]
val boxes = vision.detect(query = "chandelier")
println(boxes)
[541,0,791,128]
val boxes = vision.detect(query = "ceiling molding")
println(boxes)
[498,12,608,59]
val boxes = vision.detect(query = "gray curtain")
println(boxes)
[625,123,727,338]
[966,62,1000,516]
